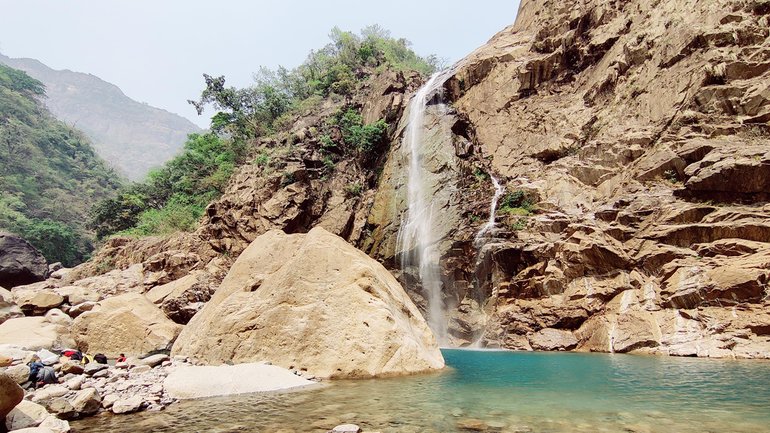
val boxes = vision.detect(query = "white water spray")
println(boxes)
[474,175,505,244]
[397,72,449,345]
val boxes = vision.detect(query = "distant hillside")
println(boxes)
[0,53,201,180]
[0,64,121,265]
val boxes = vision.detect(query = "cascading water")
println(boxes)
[469,175,506,348]
[474,175,505,245]
[397,72,449,345]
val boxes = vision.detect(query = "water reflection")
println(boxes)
[73,350,770,432]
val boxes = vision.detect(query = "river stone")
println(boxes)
[70,388,100,415]
[39,415,70,433]
[0,371,24,419]
[330,424,362,433]
[83,363,108,376]
[137,354,169,367]
[46,398,76,420]
[59,361,83,375]
[71,293,182,357]
[5,363,31,384]
[63,375,83,390]
[5,400,49,430]
[101,394,119,409]
[163,363,313,399]
[130,365,150,374]
[111,395,143,414]
[31,385,68,403]
[43,309,72,326]
[172,227,444,379]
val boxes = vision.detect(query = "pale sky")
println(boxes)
[0,1,520,128]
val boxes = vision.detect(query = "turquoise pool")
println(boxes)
[73,349,770,432]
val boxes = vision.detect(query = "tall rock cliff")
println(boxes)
[0,54,201,180]
[436,0,770,356]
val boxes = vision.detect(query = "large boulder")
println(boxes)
[71,293,183,356]
[5,400,49,430]
[0,233,48,288]
[0,287,23,324]
[0,317,74,351]
[0,371,24,419]
[173,227,444,378]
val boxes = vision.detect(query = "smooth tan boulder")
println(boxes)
[173,227,444,378]
[71,293,182,357]
[5,400,49,430]
[0,371,24,419]
[0,287,23,325]
[0,317,74,351]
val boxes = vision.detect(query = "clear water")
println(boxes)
[72,349,770,432]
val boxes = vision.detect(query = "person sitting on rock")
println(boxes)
[116,353,127,363]
[94,353,108,364]
[27,356,44,387]
[36,365,58,387]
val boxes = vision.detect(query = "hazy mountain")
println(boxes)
[0,53,201,180]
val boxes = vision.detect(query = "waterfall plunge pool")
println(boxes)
[72,349,770,432]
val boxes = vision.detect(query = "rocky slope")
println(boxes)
[0,53,200,180]
[17,0,770,360]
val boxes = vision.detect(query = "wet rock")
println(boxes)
[456,418,489,431]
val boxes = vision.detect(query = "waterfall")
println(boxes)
[474,175,505,244]
[397,72,449,345]
[467,175,506,348]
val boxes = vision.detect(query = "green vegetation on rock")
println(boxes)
[93,26,434,240]
[90,133,246,238]
[0,64,121,265]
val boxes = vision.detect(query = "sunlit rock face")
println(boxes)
[172,227,444,379]
[435,0,770,357]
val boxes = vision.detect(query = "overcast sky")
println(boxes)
[0,1,520,128]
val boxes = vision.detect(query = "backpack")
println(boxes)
[94,353,108,364]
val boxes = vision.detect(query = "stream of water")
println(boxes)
[72,349,770,433]
[396,72,448,345]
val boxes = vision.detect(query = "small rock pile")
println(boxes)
[2,348,189,433]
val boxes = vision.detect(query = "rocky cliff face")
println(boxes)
[436,0,770,356]
[51,0,770,359]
